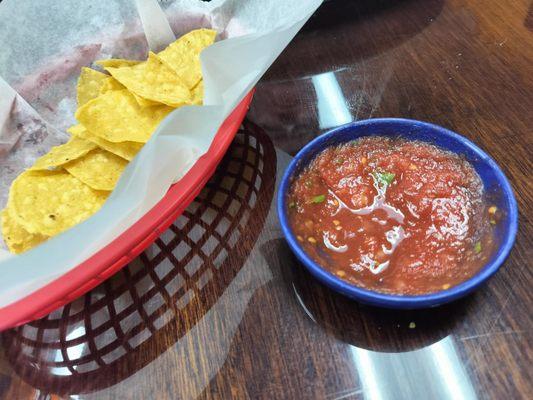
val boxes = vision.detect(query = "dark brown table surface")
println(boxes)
[1,0,532,399]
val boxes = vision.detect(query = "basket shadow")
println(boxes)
[1,121,277,395]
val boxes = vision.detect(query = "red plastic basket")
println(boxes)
[0,91,254,332]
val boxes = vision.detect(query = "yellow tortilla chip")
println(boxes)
[77,67,110,107]
[75,89,173,143]
[191,80,203,105]
[95,58,141,69]
[31,137,97,170]
[158,29,216,89]
[8,170,108,236]
[68,124,142,161]
[1,208,48,254]
[133,93,160,107]
[66,124,86,137]
[105,52,190,107]
[64,148,128,191]
[99,77,125,94]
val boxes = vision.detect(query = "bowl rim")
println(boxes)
[277,118,518,309]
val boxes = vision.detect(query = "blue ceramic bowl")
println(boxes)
[278,118,518,309]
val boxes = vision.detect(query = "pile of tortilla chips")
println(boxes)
[1,29,216,254]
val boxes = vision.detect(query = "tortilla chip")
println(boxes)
[191,80,204,105]
[95,58,141,69]
[1,208,48,254]
[66,124,86,137]
[77,67,110,107]
[99,77,125,94]
[75,89,173,143]
[68,124,143,161]
[31,137,97,170]
[158,29,216,89]
[8,170,108,236]
[133,93,161,107]
[105,52,190,107]
[64,148,128,191]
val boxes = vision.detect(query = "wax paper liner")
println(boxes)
[0,0,322,307]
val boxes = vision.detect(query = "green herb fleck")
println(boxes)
[288,201,296,209]
[334,157,344,165]
[373,171,396,186]
[474,241,482,254]
[311,194,326,204]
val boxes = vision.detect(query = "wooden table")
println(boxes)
[1,0,532,398]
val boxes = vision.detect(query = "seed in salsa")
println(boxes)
[287,137,496,295]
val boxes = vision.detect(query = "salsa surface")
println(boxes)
[287,137,496,295]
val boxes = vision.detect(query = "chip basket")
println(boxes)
[1,121,276,394]
[0,90,254,331]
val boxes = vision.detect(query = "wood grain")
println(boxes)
[0,0,532,399]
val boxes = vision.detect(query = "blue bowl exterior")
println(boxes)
[277,118,518,309]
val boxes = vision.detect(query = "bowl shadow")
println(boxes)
[279,238,474,353]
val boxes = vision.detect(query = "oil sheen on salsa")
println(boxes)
[287,137,497,295]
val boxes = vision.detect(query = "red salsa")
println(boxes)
[287,137,497,295]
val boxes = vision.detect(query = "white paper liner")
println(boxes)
[0,0,322,307]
